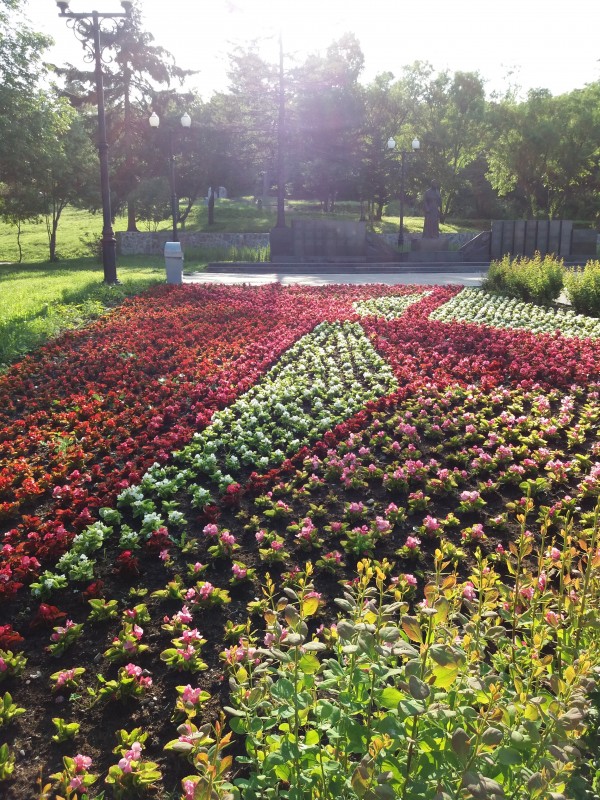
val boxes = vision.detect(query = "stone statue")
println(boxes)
[422,180,442,239]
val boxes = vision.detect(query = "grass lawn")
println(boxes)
[0,257,166,371]
[0,201,484,265]
[0,200,486,371]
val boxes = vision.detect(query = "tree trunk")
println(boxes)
[127,201,138,232]
[16,220,23,263]
[208,188,215,226]
[49,223,58,262]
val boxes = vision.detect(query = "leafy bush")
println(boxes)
[183,244,269,264]
[483,252,564,304]
[564,260,600,317]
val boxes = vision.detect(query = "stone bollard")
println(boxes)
[164,241,183,285]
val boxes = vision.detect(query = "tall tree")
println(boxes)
[55,0,193,230]
[0,0,52,198]
[358,74,410,220]
[395,63,489,218]
[292,33,365,211]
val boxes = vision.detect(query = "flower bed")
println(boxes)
[1,283,600,800]
[431,287,600,338]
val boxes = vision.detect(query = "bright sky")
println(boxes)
[25,0,600,99]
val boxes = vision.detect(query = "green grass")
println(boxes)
[0,257,167,371]
[0,200,483,265]
[0,199,482,370]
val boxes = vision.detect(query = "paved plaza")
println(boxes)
[184,268,487,287]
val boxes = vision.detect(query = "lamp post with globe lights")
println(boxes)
[56,0,132,284]
[387,136,420,249]
[148,111,191,243]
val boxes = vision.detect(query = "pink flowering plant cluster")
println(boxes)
[1,282,600,798]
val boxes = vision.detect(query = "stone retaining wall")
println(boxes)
[118,230,478,257]
[381,232,478,250]
[117,231,270,256]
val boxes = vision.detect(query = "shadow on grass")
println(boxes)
[0,256,166,371]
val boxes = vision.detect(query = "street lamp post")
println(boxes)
[148,112,191,242]
[387,136,420,249]
[56,0,132,285]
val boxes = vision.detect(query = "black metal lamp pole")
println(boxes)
[56,1,132,285]
[275,29,286,228]
[387,136,420,250]
[398,150,407,248]
[148,112,191,243]
[167,130,178,242]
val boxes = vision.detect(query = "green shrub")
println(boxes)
[183,244,269,264]
[564,260,600,317]
[483,252,564,305]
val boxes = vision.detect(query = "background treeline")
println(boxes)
[1,0,599,261]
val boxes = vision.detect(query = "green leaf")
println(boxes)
[433,596,450,624]
[481,727,504,746]
[379,687,404,710]
[374,785,396,800]
[351,764,370,798]
[298,653,321,675]
[401,615,423,643]
[305,729,320,746]
[431,662,460,690]
[495,746,522,766]
[429,644,465,667]
[451,728,471,761]
[270,678,295,701]
[462,771,506,799]
[408,675,430,700]
[398,699,426,718]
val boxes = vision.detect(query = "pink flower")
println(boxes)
[460,490,480,504]
[520,586,534,602]
[545,610,561,627]
[192,562,205,573]
[176,605,193,624]
[220,531,236,548]
[232,563,247,580]
[470,523,485,539]
[462,582,476,602]
[548,547,561,561]
[202,523,218,537]
[375,516,391,533]
[183,779,197,800]
[182,685,203,705]
[405,535,421,550]
[124,663,142,678]
[537,571,547,592]
[255,529,266,543]
[181,628,202,643]
[422,516,440,533]
[198,582,214,600]
[0,658,7,673]
[270,540,283,551]
[69,776,84,790]
[73,754,92,772]
[159,549,170,561]
[403,573,417,587]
